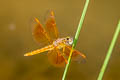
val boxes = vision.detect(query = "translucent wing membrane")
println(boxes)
[45,10,59,40]
[47,49,66,67]
[64,46,86,61]
[32,18,52,46]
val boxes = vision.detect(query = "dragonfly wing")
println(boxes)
[45,10,59,40]
[32,18,52,46]
[47,49,66,67]
[64,46,86,61]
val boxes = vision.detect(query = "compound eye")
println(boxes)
[66,37,69,40]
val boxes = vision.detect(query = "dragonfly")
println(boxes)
[24,11,86,67]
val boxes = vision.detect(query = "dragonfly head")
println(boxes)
[65,37,73,45]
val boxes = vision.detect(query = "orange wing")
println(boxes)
[64,46,86,61]
[47,49,67,67]
[32,18,52,46]
[45,10,59,40]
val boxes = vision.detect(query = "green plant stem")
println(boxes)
[97,20,120,80]
[62,0,89,80]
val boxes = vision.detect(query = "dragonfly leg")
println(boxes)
[66,46,86,59]
[62,46,66,56]
[56,48,68,64]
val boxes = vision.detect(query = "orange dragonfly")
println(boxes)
[24,11,86,67]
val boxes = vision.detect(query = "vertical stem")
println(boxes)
[97,20,120,80]
[62,0,90,80]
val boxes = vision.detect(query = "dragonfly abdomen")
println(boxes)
[24,45,54,56]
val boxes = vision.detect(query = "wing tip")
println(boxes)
[34,18,40,24]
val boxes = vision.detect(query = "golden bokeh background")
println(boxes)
[0,0,120,80]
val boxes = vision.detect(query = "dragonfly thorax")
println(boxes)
[53,37,73,49]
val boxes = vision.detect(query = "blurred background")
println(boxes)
[0,0,120,80]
